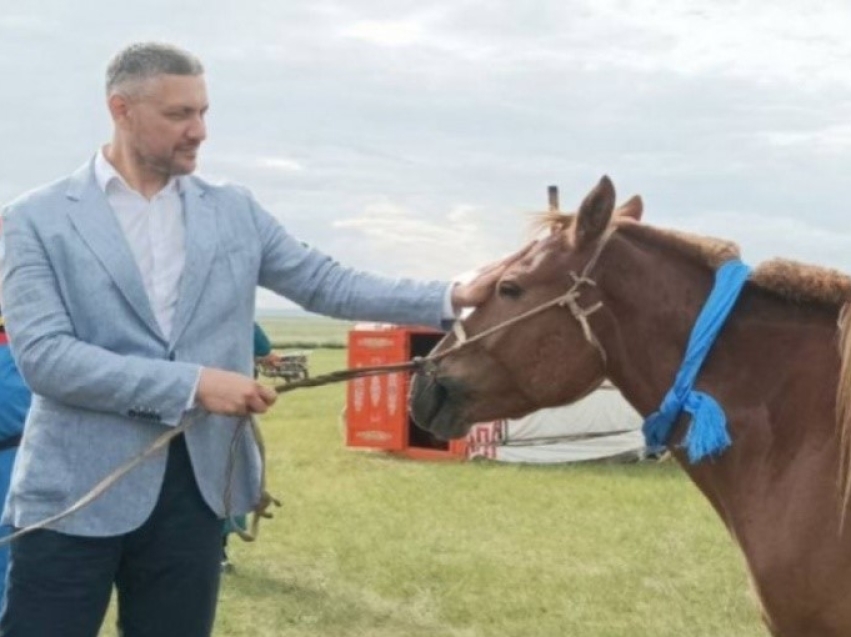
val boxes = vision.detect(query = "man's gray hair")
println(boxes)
[106,42,204,96]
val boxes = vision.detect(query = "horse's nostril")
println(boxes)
[410,373,449,428]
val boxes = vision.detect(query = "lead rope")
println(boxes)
[223,416,278,542]
[0,228,619,547]
[0,361,432,548]
[0,411,199,547]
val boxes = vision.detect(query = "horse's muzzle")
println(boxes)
[409,370,471,440]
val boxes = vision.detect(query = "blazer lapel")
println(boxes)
[168,177,217,349]
[66,160,165,342]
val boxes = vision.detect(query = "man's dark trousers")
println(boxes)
[0,434,223,637]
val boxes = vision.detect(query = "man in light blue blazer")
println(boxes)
[0,42,518,637]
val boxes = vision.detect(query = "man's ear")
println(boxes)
[107,93,131,128]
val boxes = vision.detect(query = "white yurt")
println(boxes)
[465,383,646,463]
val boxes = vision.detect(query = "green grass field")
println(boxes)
[102,347,766,636]
[258,316,353,349]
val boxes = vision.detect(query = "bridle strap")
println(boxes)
[445,226,617,368]
[452,320,468,344]
[559,274,606,366]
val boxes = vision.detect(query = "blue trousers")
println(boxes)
[0,435,222,637]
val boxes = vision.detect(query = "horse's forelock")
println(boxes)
[529,211,575,246]
[533,208,640,246]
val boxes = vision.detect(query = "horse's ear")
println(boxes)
[576,176,616,245]
[616,195,643,222]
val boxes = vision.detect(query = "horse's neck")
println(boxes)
[607,279,841,433]
[599,243,840,426]
[688,290,842,548]
[597,249,716,416]
[601,251,842,526]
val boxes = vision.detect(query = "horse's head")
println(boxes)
[410,176,642,440]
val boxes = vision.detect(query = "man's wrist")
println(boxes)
[186,367,203,410]
[444,283,460,319]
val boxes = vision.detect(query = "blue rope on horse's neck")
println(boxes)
[642,259,751,463]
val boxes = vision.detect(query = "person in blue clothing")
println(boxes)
[0,311,31,610]
[220,322,280,572]
[253,322,274,368]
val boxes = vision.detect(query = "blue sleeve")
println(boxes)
[253,323,272,357]
[0,347,31,440]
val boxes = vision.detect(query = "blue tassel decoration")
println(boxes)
[640,259,750,464]
[682,392,731,463]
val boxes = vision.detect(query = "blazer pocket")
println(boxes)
[14,416,76,502]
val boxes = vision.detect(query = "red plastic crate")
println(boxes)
[346,325,467,460]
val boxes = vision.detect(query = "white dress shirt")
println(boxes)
[94,149,185,340]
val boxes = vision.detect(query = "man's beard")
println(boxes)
[137,147,198,177]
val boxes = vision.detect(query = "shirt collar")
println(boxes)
[95,147,182,197]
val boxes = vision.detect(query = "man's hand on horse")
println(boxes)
[196,368,278,416]
[450,242,536,311]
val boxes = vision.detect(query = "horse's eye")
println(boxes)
[498,281,522,299]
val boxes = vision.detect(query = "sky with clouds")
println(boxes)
[2,0,851,310]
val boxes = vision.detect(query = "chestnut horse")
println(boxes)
[410,177,851,636]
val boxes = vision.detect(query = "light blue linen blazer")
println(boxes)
[0,158,448,536]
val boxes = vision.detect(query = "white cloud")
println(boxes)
[332,198,504,280]
[341,19,430,48]
[255,157,305,172]
[5,0,851,313]
[446,204,482,225]
[759,124,851,154]
[201,153,306,177]
[401,1,851,88]
[0,14,59,34]
[677,209,851,272]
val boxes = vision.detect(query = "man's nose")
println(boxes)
[187,115,206,142]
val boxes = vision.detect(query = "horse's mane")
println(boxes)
[536,211,851,307]
[619,222,851,306]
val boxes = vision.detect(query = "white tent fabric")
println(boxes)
[466,384,646,463]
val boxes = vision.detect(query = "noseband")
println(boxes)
[443,227,617,369]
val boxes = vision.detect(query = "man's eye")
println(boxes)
[498,281,522,298]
